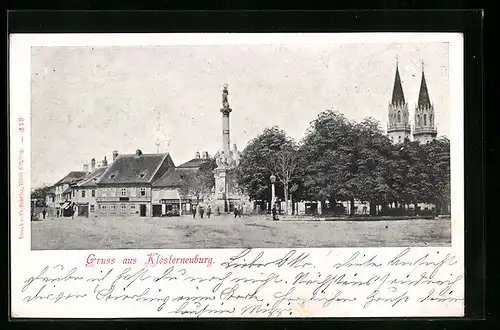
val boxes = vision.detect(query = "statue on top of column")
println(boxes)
[222,83,229,109]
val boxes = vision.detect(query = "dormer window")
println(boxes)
[139,172,145,178]
[110,171,117,179]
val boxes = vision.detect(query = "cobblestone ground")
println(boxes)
[31,214,451,250]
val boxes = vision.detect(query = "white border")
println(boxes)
[10,33,464,318]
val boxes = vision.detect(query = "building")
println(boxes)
[386,59,438,145]
[95,149,175,217]
[72,166,108,217]
[387,60,411,144]
[53,171,88,216]
[413,63,438,143]
[151,151,212,217]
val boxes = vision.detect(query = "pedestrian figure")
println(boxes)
[238,205,242,217]
[42,208,46,219]
[234,206,239,218]
[200,206,204,219]
[191,205,197,218]
[272,205,278,220]
[206,206,211,218]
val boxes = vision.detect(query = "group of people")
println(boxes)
[191,205,212,218]
[190,204,245,219]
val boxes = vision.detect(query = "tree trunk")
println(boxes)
[284,180,289,215]
[370,202,376,216]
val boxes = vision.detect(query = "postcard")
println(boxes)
[9,32,464,318]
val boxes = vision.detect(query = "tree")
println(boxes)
[300,110,358,213]
[268,144,300,215]
[178,158,217,203]
[236,126,299,205]
[31,185,52,202]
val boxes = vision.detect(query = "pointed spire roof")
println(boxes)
[391,61,405,105]
[418,61,431,108]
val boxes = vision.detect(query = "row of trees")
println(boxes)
[236,110,451,216]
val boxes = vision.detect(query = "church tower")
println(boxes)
[413,61,437,144]
[387,59,411,144]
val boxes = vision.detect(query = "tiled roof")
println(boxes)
[391,65,406,105]
[55,171,88,186]
[77,167,108,188]
[97,153,172,184]
[152,168,194,187]
[177,158,210,169]
[417,70,431,108]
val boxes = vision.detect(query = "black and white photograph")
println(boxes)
[29,39,453,250]
[11,32,466,319]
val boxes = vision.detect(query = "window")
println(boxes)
[100,204,107,211]
[417,115,421,126]
[110,204,116,212]
[139,172,145,178]
[423,114,427,126]
[397,111,401,123]
[398,136,401,143]
[430,114,433,126]
[140,188,146,197]
[121,204,127,213]
[130,204,136,210]
[90,205,95,212]
[82,190,86,198]
[73,190,75,197]
[121,188,127,197]
[92,189,96,197]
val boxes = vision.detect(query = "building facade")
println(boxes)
[151,152,212,216]
[387,61,411,144]
[413,64,438,143]
[387,59,438,145]
[72,166,108,217]
[95,149,175,217]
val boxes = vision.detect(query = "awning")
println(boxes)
[61,202,70,209]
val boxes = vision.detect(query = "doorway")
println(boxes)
[152,205,162,217]
[140,204,147,217]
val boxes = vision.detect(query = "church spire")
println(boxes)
[391,59,405,105]
[417,60,431,108]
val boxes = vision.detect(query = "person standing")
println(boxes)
[42,208,46,220]
[200,206,205,219]
[191,205,196,218]
[234,206,239,219]
[272,205,278,220]
[206,206,212,218]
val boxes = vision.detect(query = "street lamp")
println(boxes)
[270,174,276,210]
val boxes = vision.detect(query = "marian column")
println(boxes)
[214,84,232,213]
[221,83,232,154]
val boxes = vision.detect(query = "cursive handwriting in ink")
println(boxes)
[184,272,233,293]
[220,249,312,269]
[417,289,464,303]
[333,251,382,269]
[387,248,457,278]
[169,302,235,317]
[22,265,83,292]
[22,284,87,303]
[95,285,171,311]
[364,287,410,308]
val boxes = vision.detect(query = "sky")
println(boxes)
[31,42,449,188]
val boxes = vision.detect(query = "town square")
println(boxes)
[29,42,452,250]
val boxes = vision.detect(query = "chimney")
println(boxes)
[202,151,209,159]
[83,164,89,172]
[195,151,200,159]
[91,158,96,171]
[113,150,119,161]
[102,156,108,166]
[135,149,143,157]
